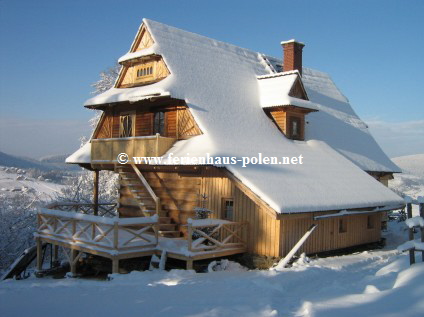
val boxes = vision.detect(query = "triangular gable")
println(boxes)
[289,77,308,100]
[130,24,154,52]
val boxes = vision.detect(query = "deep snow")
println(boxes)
[0,220,423,317]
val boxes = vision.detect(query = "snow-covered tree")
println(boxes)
[90,63,120,95]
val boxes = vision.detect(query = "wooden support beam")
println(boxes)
[112,258,120,273]
[93,170,99,216]
[70,249,78,276]
[186,259,193,270]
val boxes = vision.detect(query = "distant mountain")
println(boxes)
[39,154,70,164]
[389,154,424,200]
[0,151,52,170]
[0,151,79,171]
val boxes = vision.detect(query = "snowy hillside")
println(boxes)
[0,166,65,201]
[390,154,424,201]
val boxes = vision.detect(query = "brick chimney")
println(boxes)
[281,39,305,76]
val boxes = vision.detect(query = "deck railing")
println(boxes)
[46,202,118,217]
[187,220,248,253]
[91,135,176,163]
[36,209,158,253]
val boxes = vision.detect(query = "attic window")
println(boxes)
[137,66,153,77]
[134,63,155,83]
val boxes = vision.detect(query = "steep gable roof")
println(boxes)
[84,19,403,214]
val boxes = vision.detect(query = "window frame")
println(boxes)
[153,111,166,136]
[134,62,155,83]
[288,116,302,140]
[119,111,136,138]
[221,198,234,221]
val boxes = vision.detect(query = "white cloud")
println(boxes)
[365,119,424,158]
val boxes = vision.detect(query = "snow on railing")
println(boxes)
[36,209,158,254]
[186,220,248,253]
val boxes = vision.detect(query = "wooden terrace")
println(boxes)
[35,203,248,274]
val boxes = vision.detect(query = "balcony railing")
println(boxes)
[91,134,176,163]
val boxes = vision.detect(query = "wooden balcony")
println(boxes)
[91,134,176,164]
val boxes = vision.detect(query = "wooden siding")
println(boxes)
[177,108,202,138]
[199,168,280,257]
[93,111,113,139]
[280,212,382,256]
[132,25,154,51]
[136,112,153,136]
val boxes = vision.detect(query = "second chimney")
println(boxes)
[281,39,305,76]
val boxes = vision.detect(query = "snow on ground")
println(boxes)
[0,166,65,201]
[0,220,423,317]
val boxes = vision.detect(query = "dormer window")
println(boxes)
[288,116,302,140]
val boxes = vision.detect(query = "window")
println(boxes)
[119,112,135,138]
[137,66,153,77]
[339,218,347,233]
[289,116,301,139]
[222,199,234,220]
[153,111,165,135]
[367,215,375,229]
[134,63,155,83]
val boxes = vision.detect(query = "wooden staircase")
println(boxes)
[115,164,181,238]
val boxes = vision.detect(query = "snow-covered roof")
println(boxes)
[257,72,316,110]
[83,19,403,213]
[118,47,157,64]
[66,142,91,164]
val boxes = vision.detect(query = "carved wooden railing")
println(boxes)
[187,220,248,253]
[46,202,118,218]
[36,209,158,254]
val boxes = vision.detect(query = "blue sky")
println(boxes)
[0,0,423,159]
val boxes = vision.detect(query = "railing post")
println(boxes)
[187,223,193,252]
[406,197,415,265]
[419,196,424,262]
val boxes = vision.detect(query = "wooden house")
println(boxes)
[37,19,404,273]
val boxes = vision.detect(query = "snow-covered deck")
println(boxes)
[35,206,248,271]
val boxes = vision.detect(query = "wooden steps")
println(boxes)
[115,165,182,238]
